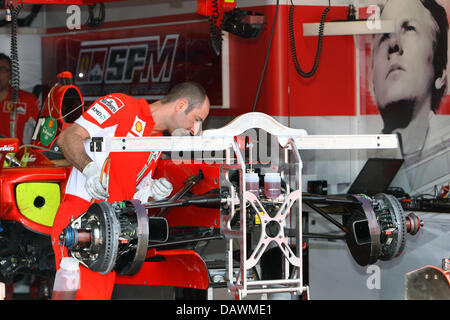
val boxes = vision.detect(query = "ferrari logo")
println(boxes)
[5,102,14,112]
[3,101,27,114]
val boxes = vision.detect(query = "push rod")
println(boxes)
[155,170,204,217]
[302,232,349,241]
[302,194,359,205]
[143,194,222,210]
[148,235,223,248]
[303,200,350,234]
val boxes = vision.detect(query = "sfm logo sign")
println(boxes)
[75,35,179,86]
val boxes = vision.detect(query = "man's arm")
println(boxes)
[56,123,92,172]
[57,122,109,200]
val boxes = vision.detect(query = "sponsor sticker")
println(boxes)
[39,117,58,146]
[131,116,146,137]
[99,96,124,114]
[0,145,15,152]
[87,103,111,124]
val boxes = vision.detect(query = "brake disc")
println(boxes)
[374,193,406,261]
[62,200,169,276]
[114,200,149,276]
[69,202,120,274]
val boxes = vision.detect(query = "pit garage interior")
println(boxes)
[0,0,449,301]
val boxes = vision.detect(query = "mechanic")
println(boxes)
[51,81,210,299]
[0,53,40,145]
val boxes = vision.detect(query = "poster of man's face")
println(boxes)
[372,0,441,113]
[360,0,450,194]
[366,0,449,130]
[362,1,448,128]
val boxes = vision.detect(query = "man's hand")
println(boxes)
[134,177,173,203]
[151,178,173,200]
[82,161,109,200]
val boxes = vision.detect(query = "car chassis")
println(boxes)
[57,112,421,299]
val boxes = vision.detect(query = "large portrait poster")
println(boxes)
[359,0,450,195]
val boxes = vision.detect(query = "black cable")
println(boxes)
[0,4,41,28]
[18,4,42,27]
[9,3,22,104]
[209,0,223,55]
[86,3,105,28]
[252,0,279,112]
[288,1,330,78]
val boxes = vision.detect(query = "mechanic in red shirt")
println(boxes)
[0,53,40,145]
[51,81,210,299]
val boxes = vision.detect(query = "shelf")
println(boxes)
[303,20,395,36]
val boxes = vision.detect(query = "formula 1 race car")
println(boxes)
[0,75,422,299]
[56,113,423,299]
[0,72,83,298]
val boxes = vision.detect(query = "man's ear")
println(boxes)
[174,98,189,113]
[435,70,447,90]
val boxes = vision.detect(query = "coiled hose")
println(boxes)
[209,0,223,55]
[8,3,23,103]
[288,4,330,78]
[86,3,105,28]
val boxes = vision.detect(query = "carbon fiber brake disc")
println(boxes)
[69,202,120,274]
[114,200,149,276]
[374,193,406,261]
[344,193,408,266]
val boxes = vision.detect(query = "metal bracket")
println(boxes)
[95,112,398,153]
[90,137,105,152]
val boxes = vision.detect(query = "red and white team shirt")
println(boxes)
[0,89,40,145]
[65,93,162,202]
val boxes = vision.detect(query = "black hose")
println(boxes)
[252,0,279,112]
[0,5,41,28]
[18,5,42,27]
[209,0,223,55]
[86,3,105,27]
[8,3,23,104]
[288,3,330,78]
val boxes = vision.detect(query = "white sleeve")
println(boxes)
[136,171,153,191]
[22,116,36,145]
[75,115,103,138]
